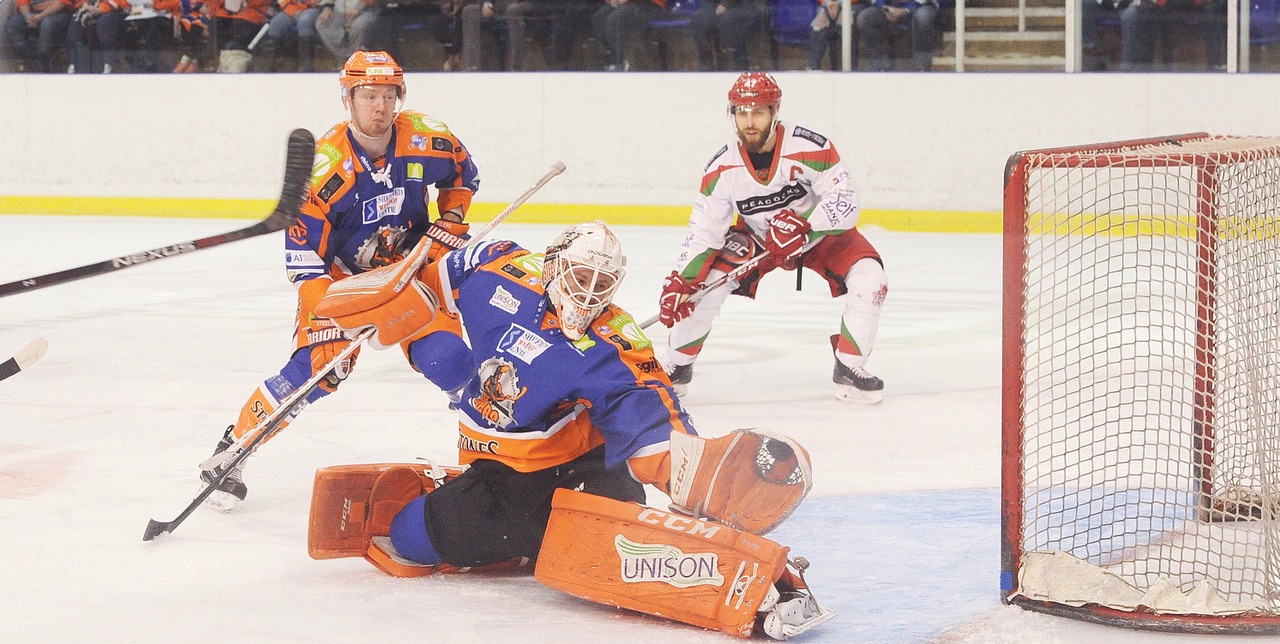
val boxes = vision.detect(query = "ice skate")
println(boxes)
[667,363,693,396]
[833,360,883,405]
[200,426,248,512]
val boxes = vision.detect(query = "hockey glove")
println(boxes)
[658,271,699,328]
[424,220,470,263]
[763,209,811,264]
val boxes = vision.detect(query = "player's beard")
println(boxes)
[352,109,394,141]
[736,123,772,154]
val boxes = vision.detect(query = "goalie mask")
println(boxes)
[544,222,627,342]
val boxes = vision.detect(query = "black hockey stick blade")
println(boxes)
[0,337,48,382]
[0,128,315,298]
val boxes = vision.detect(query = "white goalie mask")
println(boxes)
[544,221,627,341]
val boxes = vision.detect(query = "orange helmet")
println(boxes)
[728,72,782,111]
[339,51,405,107]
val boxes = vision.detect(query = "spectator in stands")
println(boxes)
[66,0,130,72]
[690,0,763,70]
[208,0,270,71]
[152,0,211,71]
[855,0,940,71]
[460,0,509,70]
[807,0,863,70]
[504,0,593,69]
[256,0,323,71]
[0,0,14,71]
[316,0,380,62]
[592,0,666,70]
[1086,0,1226,72]
[3,0,72,72]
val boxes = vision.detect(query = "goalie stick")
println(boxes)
[0,337,48,382]
[0,128,315,298]
[143,161,567,541]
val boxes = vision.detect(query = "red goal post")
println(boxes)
[1002,133,1280,634]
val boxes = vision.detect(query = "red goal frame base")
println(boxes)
[1007,596,1280,636]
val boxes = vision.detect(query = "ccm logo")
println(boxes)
[637,508,721,538]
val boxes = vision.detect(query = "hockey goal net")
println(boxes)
[1002,133,1280,633]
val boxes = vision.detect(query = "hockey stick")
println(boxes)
[0,337,48,382]
[144,161,567,541]
[0,128,315,299]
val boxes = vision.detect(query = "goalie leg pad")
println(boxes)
[535,488,790,639]
[668,429,813,535]
[306,462,461,560]
[313,238,439,349]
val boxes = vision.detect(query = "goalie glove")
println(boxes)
[658,271,699,328]
[763,209,810,265]
[424,219,470,262]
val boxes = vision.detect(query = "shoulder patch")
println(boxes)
[431,137,454,153]
[317,173,344,203]
[705,145,730,172]
[793,126,828,148]
[501,263,528,280]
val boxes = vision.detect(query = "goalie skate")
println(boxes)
[200,426,248,512]
[833,361,883,405]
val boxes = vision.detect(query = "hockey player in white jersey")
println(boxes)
[658,71,888,404]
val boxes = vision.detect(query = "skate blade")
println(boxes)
[835,385,883,406]
[203,488,240,513]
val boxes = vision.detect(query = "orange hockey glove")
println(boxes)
[297,277,356,391]
[424,219,470,262]
[667,429,812,535]
[658,271,699,328]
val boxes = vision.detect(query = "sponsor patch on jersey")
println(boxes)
[312,144,343,182]
[407,163,423,180]
[501,263,528,280]
[284,249,324,269]
[607,334,632,351]
[431,137,453,153]
[361,187,405,224]
[736,183,807,216]
[705,145,729,171]
[497,324,552,364]
[635,357,662,374]
[317,173,344,203]
[819,188,858,228]
[615,535,724,588]
[511,253,545,277]
[409,134,429,151]
[409,114,449,133]
[793,125,828,148]
[606,314,651,350]
[489,285,521,315]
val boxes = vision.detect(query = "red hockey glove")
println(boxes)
[658,271,699,328]
[763,209,811,262]
[425,220,471,262]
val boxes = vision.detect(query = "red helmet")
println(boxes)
[727,72,782,110]
[339,51,405,107]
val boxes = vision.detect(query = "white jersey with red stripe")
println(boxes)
[675,120,861,279]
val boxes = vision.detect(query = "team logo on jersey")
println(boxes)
[472,357,526,428]
[614,535,723,589]
[362,187,404,224]
[793,125,828,148]
[736,183,807,216]
[353,225,408,270]
[489,286,522,315]
[497,324,551,364]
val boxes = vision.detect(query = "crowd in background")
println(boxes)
[0,0,1236,73]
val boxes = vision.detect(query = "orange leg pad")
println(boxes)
[535,488,789,639]
[307,463,462,560]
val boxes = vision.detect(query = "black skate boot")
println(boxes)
[200,426,248,511]
[833,360,884,405]
[667,363,693,396]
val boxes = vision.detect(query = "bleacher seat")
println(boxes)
[651,0,703,70]
[770,0,815,68]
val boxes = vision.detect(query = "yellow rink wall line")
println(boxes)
[0,197,1003,234]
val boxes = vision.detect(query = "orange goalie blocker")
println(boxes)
[314,238,439,349]
[307,462,462,559]
[535,488,790,639]
[669,429,813,535]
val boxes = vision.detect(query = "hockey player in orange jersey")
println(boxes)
[304,222,835,639]
[659,72,888,405]
[197,50,479,510]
